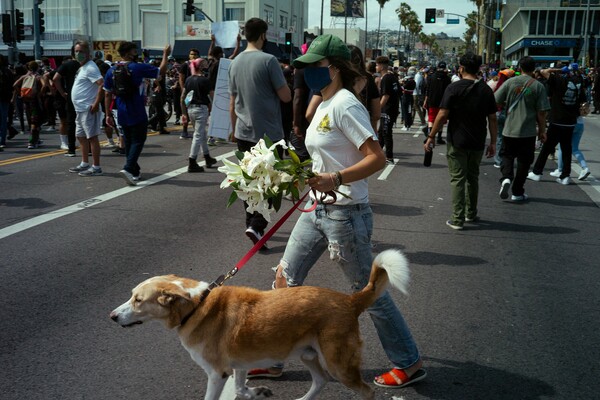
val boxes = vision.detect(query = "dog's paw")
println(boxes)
[250,386,273,398]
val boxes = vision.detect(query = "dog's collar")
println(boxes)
[179,279,222,327]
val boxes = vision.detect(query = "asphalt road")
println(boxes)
[1,116,600,400]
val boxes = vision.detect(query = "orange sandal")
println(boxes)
[373,367,427,388]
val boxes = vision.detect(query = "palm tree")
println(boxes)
[375,0,391,50]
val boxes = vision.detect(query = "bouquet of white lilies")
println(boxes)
[218,137,314,222]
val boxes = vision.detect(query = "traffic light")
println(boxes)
[38,11,45,34]
[15,9,25,42]
[425,8,436,24]
[185,0,195,16]
[494,31,502,54]
[285,32,292,53]
[2,13,13,45]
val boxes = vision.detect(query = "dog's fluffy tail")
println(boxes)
[351,249,410,314]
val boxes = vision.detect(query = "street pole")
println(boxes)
[33,1,42,60]
[581,0,591,66]
[2,0,16,65]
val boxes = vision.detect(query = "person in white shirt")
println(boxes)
[67,40,105,177]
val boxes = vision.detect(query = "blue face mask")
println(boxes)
[304,66,332,92]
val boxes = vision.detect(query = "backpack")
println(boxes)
[561,77,581,107]
[20,74,39,101]
[112,62,137,98]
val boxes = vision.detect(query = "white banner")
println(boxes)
[208,58,232,140]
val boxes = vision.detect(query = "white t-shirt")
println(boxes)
[305,88,375,205]
[71,60,103,113]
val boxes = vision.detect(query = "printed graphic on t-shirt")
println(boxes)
[317,114,331,133]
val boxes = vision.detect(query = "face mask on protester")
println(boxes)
[304,65,335,92]
[75,52,87,63]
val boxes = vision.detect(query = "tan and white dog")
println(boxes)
[110,249,410,400]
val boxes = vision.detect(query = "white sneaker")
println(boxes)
[499,178,511,199]
[400,127,409,131]
[60,143,69,150]
[511,194,529,201]
[120,169,137,186]
[578,168,590,181]
[556,176,571,185]
[549,169,562,177]
[526,172,542,181]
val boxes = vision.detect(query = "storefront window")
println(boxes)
[547,11,556,35]
[538,10,547,35]
[529,11,538,35]
[556,11,565,35]
[99,10,119,24]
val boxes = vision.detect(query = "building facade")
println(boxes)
[500,0,600,66]
[1,0,309,61]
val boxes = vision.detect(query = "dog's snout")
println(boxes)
[110,311,119,322]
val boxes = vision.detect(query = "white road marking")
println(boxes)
[0,151,236,240]
[378,159,399,181]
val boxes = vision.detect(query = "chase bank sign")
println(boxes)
[524,38,576,47]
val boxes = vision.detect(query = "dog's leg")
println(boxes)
[319,342,375,400]
[296,349,328,400]
[233,370,273,399]
[204,372,228,400]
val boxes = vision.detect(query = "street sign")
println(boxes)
[447,18,460,24]
[493,19,502,28]
[436,9,445,18]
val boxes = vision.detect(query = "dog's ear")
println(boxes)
[157,289,191,306]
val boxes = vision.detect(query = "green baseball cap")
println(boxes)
[292,34,350,68]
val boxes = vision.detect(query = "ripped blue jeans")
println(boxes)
[278,201,420,370]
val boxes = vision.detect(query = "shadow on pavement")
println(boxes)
[0,197,55,210]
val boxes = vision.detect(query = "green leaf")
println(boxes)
[241,170,254,181]
[272,192,282,212]
[226,191,238,208]
[235,150,245,161]
[263,135,274,148]
[288,148,301,164]
[291,185,300,200]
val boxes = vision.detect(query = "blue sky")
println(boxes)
[307,0,479,38]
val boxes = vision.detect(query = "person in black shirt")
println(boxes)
[400,70,416,131]
[424,52,497,230]
[424,62,451,144]
[181,57,216,173]
[528,65,587,185]
[53,55,81,156]
[376,56,400,163]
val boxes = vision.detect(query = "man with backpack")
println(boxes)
[104,41,171,186]
[495,56,550,202]
[424,52,498,230]
[13,61,44,149]
[527,63,587,185]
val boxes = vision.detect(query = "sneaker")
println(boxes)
[247,368,283,379]
[132,174,141,182]
[465,216,480,223]
[499,178,511,199]
[60,143,69,150]
[69,164,90,173]
[386,158,395,165]
[208,137,216,146]
[511,194,529,201]
[526,172,542,181]
[578,168,590,181]
[245,227,269,252]
[446,220,463,230]
[102,142,116,148]
[556,176,571,185]
[120,169,137,186]
[78,167,103,176]
[493,163,501,168]
[27,144,37,149]
[400,127,409,131]
[436,138,446,145]
[179,134,189,140]
[64,152,76,157]
[549,169,562,177]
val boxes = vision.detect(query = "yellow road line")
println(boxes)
[0,128,173,167]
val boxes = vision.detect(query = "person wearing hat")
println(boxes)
[255,33,426,389]
[424,61,451,144]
